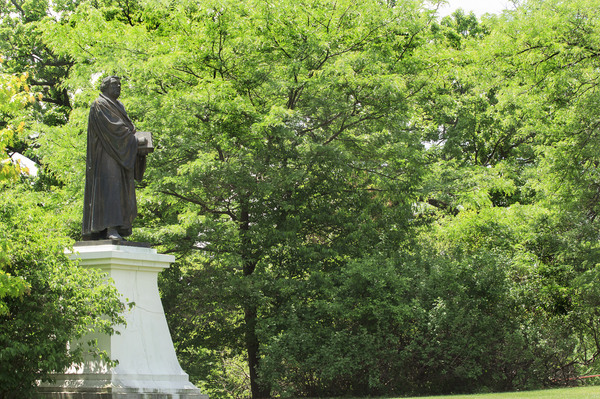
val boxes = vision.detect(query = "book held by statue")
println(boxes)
[135,131,154,153]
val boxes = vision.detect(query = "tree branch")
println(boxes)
[10,0,25,17]
[323,113,384,145]
[161,189,237,220]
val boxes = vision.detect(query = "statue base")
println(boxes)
[36,387,207,399]
[37,242,207,399]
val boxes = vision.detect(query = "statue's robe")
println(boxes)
[82,93,144,239]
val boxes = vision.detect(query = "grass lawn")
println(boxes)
[406,385,600,398]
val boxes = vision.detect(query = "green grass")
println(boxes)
[404,385,600,398]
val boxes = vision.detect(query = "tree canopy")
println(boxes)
[4,0,600,397]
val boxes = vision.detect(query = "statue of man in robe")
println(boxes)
[82,76,150,241]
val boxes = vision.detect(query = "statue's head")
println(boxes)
[100,75,121,100]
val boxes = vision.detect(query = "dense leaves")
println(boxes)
[0,66,39,180]
[0,66,39,322]
[4,0,600,397]
[0,3,124,396]
[39,0,426,396]
[0,185,125,398]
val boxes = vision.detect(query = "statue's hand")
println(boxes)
[137,136,148,146]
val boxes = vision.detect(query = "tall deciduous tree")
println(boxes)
[412,0,600,391]
[41,0,430,396]
[23,0,600,396]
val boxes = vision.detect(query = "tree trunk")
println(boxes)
[240,200,270,399]
[244,303,270,398]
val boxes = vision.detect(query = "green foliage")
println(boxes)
[0,64,40,319]
[404,206,579,394]
[0,0,73,120]
[409,1,600,392]
[158,253,249,398]
[0,65,39,180]
[432,9,490,50]
[5,0,600,397]
[0,184,125,398]
[259,255,414,397]
[39,0,428,396]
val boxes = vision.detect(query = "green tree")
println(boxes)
[411,0,600,391]
[24,0,600,396]
[0,29,124,399]
[403,205,593,393]
[0,63,38,317]
[0,0,73,125]
[0,184,125,398]
[39,0,431,396]
[0,63,39,180]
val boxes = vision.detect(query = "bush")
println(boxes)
[0,185,124,398]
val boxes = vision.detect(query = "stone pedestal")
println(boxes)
[38,241,207,399]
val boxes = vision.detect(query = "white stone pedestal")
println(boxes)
[38,241,207,399]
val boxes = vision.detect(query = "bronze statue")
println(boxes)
[82,76,152,240]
